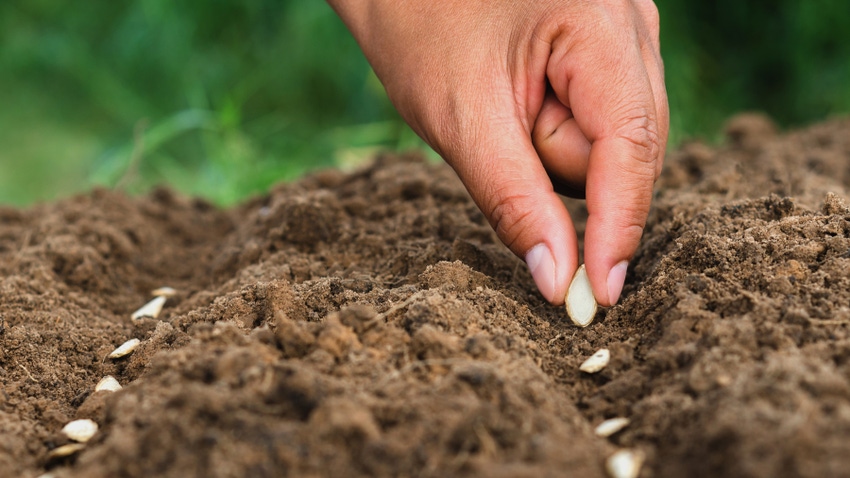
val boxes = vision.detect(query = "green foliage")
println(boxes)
[0,1,848,205]
[0,0,416,205]
[657,0,850,145]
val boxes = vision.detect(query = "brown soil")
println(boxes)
[2,114,850,478]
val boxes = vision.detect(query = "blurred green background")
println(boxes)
[1,0,848,206]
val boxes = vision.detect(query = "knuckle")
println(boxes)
[615,112,662,166]
[633,0,660,28]
[621,222,647,245]
[486,187,536,252]
[621,182,653,215]
[606,186,650,233]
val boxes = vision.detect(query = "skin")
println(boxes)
[327,0,669,307]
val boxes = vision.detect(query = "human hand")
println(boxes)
[328,0,668,307]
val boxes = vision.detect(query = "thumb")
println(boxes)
[544,4,667,307]
[447,119,579,305]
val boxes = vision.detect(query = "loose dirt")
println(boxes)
[2,114,850,477]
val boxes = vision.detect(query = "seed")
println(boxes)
[605,449,645,478]
[47,443,86,459]
[95,375,122,392]
[565,264,597,327]
[131,296,166,321]
[595,417,631,438]
[61,419,98,443]
[579,348,610,373]
[108,338,141,359]
[151,286,177,297]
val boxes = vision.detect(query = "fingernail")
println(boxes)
[607,260,629,305]
[526,243,556,302]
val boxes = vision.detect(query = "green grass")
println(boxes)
[0,0,848,206]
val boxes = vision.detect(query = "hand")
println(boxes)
[328,0,668,306]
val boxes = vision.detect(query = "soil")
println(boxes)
[2,114,850,478]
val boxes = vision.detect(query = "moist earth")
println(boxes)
[2,114,850,477]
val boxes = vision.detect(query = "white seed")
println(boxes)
[605,449,645,478]
[566,264,598,327]
[131,296,166,321]
[595,417,631,438]
[95,375,122,392]
[151,286,177,297]
[580,348,610,373]
[61,419,98,443]
[108,338,141,359]
[47,443,86,459]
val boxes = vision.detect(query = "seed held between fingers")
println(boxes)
[566,264,597,327]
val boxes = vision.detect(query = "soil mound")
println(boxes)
[2,114,850,477]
